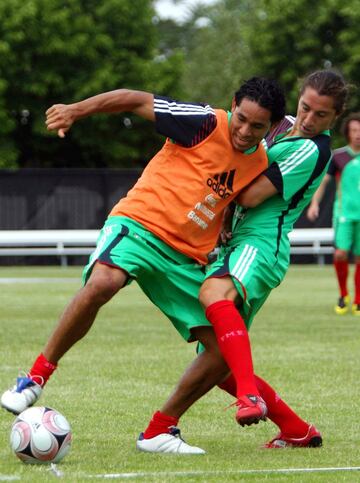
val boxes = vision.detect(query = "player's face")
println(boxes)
[347,120,360,150]
[230,98,272,152]
[292,87,338,138]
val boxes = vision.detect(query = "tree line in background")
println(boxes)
[0,0,359,168]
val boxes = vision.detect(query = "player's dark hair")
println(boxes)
[300,70,348,115]
[341,112,360,141]
[234,77,286,124]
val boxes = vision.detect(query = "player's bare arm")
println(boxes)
[45,89,155,138]
[306,173,331,221]
[236,174,278,208]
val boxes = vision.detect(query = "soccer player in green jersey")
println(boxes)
[139,70,349,452]
[336,155,360,314]
[307,113,360,314]
[198,70,348,447]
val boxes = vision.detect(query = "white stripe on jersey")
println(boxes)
[154,98,215,116]
[231,244,258,282]
[278,139,313,170]
[285,114,296,123]
[279,140,317,176]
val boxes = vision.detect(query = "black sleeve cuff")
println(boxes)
[263,163,283,195]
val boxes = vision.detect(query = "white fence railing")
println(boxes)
[0,228,334,266]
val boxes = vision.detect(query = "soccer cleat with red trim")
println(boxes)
[235,394,267,426]
[264,424,322,448]
[1,376,43,415]
[136,427,205,454]
[334,295,350,315]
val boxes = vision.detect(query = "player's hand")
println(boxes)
[45,104,75,138]
[219,229,232,245]
[306,202,319,222]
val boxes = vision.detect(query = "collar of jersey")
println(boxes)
[227,111,258,155]
[345,145,360,157]
[273,128,330,144]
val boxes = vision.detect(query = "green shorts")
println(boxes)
[83,216,210,341]
[334,217,360,255]
[205,240,287,329]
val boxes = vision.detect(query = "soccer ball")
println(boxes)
[10,406,72,464]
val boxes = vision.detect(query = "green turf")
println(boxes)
[0,265,359,482]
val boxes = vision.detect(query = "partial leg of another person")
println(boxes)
[1,262,127,414]
[135,252,232,454]
[333,249,350,314]
[353,254,360,315]
[1,218,137,414]
[200,277,267,426]
[333,219,352,314]
[351,218,360,315]
[137,326,229,454]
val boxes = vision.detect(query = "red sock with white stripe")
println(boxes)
[29,353,57,387]
[334,259,349,297]
[219,373,309,436]
[205,300,259,397]
[143,411,178,439]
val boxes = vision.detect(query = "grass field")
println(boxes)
[0,265,359,482]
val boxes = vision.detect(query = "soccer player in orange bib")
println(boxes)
[2,79,286,453]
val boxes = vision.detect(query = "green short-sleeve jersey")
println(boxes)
[230,131,331,266]
[339,156,360,220]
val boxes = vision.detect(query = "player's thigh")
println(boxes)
[335,218,353,251]
[352,220,360,255]
[82,216,159,285]
[138,259,210,342]
[208,241,281,329]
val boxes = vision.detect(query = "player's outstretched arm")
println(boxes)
[45,89,154,138]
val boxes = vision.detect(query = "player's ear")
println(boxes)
[231,97,237,112]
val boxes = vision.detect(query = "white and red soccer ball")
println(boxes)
[10,406,71,464]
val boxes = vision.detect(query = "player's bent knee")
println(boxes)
[334,249,348,261]
[199,277,236,308]
[84,265,127,304]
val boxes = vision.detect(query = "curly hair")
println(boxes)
[234,77,286,124]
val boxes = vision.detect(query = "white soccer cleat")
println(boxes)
[1,376,43,415]
[136,427,206,454]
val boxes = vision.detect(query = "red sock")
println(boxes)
[143,411,179,439]
[334,259,349,297]
[254,375,309,437]
[29,353,57,387]
[206,300,258,397]
[354,263,360,304]
[218,374,237,396]
[218,373,309,437]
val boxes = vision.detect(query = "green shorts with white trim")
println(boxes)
[83,216,210,342]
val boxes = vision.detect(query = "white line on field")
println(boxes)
[86,466,360,479]
[0,277,79,284]
[3,467,360,481]
[49,463,64,478]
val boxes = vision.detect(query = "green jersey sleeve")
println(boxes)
[266,138,320,201]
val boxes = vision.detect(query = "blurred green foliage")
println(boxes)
[0,0,359,167]
[178,0,360,147]
[0,0,184,167]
